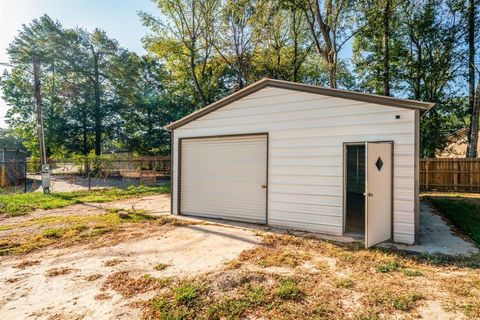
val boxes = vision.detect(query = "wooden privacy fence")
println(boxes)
[420,158,480,192]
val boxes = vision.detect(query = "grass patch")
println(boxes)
[42,228,63,239]
[45,267,74,277]
[242,247,311,268]
[104,259,125,267]
[207,284,265,319]
[0,184,169,217]
[174,282,203,306]
[367,290,424,312]
[335,277,354,289]
[401,268,423,277]
[0,210,164,256]
[277,277,301,300]
[391,292,424,311]
[425,194,480,245]
[239,235,311,268]
[101,271,171,298]
[154,263,170,271]
[138,230,480,319]
[14,260,40,269]
[375,260,400,273]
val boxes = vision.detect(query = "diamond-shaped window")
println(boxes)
[375,157,383,171]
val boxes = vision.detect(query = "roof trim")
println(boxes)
[1,148,27,154]
[165,78,435,130]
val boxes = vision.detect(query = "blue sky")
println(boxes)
[0,0,158,128]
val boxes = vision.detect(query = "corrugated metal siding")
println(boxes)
[180,135,267,224]
[173,87,416,244]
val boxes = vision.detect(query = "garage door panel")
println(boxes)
[180,135,267,223]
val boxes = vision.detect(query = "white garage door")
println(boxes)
[180,134,267,223]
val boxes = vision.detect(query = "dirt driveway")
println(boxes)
[0,217,260,319]
[1,194,479,320]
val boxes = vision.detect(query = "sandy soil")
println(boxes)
[0,223,260,319]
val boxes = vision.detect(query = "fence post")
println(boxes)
[453,160,458,191]
[470,160,474,192]
[425,159,430,191]
[24,161,27,193]
[87,159,91,191]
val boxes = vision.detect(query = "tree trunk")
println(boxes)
[467,80,480,158]
[189,47,207,107]
[292,8,299,82]
[328,56,337,89]
[466,0,476,157]
[311,0,336,88]
[93,53,102,156]
[382,0,390,96]
[82,121,88,156]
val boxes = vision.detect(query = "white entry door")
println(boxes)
[180,134,267,224]
[365,142,393,248]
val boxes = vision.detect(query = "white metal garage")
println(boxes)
[166,78,434,246]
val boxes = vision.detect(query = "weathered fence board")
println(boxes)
[420,158,480,192]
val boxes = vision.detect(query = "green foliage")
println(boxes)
[1,15,177,157]
[154,263,170,271]
[277,277,301,300]
[401,269,423,277]
[375,260,400,273]
[0,128,27,151]
[1,0,477,158]
[391,292,423,311]
[0,184,170,216]
[335,277,354,289]
[207,285,265,319]
[173,282,203,306]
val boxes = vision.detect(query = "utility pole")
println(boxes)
[32,56,50,193]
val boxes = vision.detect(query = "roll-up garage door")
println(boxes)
[180,134,267,224]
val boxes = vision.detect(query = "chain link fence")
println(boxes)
[0,156,171,194]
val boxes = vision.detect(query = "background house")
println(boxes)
[437,129,480,158]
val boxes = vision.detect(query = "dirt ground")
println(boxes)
[0,194,479,319]
[0,195,260,319]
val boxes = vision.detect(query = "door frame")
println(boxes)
[177,132,269,224]
[342,141,394,241]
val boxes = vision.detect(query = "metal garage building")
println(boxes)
[166,79,433,246]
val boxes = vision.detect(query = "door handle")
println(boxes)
[261,185,267,189]
[363,192,373,197]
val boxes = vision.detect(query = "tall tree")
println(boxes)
[353,0,406,95]
[403,0,467,157]
[141,0,219,107]
[291,0,355,88]
[466,0,478,157]
[1,15,139,157]
[382,0,391,96]
[252,1,313,82]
